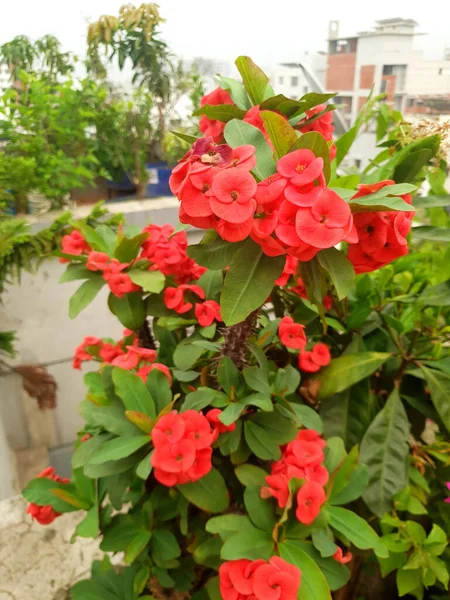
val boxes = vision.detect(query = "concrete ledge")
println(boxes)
[0,495,102,600]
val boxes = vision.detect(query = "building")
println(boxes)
[325,18,450,126]
[268,54,327,100]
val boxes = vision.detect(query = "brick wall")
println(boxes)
[326,54,357,91]
[359,65,375,88]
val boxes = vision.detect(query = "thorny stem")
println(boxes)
[220,310,258,370]
[138,318,157,350]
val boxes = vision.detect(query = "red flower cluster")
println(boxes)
[59,231,90,262]
[278,316,306,350]
[26,467,70,525]
[164,284,205,314]
[297,104,336,161]
[86,251,139,298]
[199,87,234,143]
[261,429,328,525]
[140,224,206,284]
[151,410,216,486]
[206,408,236,434]
[72,330,137,369]
[195,300,222,326]
[298,343,331,373]
[347,181,414,274]
[219,557,301,600]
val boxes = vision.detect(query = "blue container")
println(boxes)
[146,162,173,197]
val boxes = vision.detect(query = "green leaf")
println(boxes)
[335,126,358,167]
[194,104,246,121]
[178,468,229,513]
[378,552,407,577]
[313,353,391,399]
[234,464,268,487]
[317,248,354,301]
[74,505,99,539]
[221,526,274,561]
[320,379,372,450]
[215,75,251,110]
[393,148,433,184]
[59,264,97,283]
[128,269,165,294]
[245,408,297,460]
[330,464,369,506]
[72,433,113,468]
[84,453,144,478]
[80,400,141,437]
[243,366,270,395]
[273,366,300,397]
[360,390,409,517]
[69,277,105,319]
[419,366,450,432]
[173,339,205,370]
[424,524,448,556]
[94,225,117,254]
[279,541,332,600]
[113,368,156,419]
[109,292,145,330]
[89,436,150,465]
[324,437,346,474]
[196,269,223,301]
[294,541,350,591]
[224,119,276,180]
[146,369,172,414]
[328,506,387,557]
[170,130,199,145]
[217,357,240,396]
[125,530,152,564]
[115,233,148,263]
[413,226,450,242]
[290,404,324,434]
[290,131,331,184]
[206,514,254,536]
[187,230,243,270]
[396,568,421,597]
[73,221,110,253]
[426,555,449,588]
[244,486,276,533]
[221,239,284,326]
[260,111,297,159]
[413,195,450,209]
[235,56,272,106]
[151,528,181,560]
[22,478,81,513]
[420,281,450,306]
[311,531,337,558]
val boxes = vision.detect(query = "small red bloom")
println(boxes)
[298,351,320,373]
[333,547,353,564]
[261,473,290,508]
[296,480,326,525]
[26,467,69,525]
[103,259,128,282]
[86,251,109,272]
[227,145,257,171]
[252,556,301,600]
[311,343,331,367]
[255,174,287,206]
[112,351,140,370]
[152,412,186,446]
[138,363,172,385]
[210,169,257,224]
[182,410,216,449]
[164,285,205,314]
[152,438,196,473]
[198,87,234,143]
[99,343,124,363]
[278,316,307,350]
[195,300,222,326]
[215,214,254,243]
[298,105,334,141]
[277,149,324,187]
[61,230,89,257]
[126,345,157,363]
[108,273,140,298]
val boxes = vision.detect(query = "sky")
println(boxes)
[0,0,449,66]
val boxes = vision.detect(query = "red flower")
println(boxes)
[206,408,236,434]
[164,284,205,314]
[195,300,222,326]
[137,363,172,385]
[180,165,217,218]
[83,336,102,347]
[298,105,334,141]
[219,558,300,600]
[311,343,331,367]
[275,256,299,286]
[295,189,353,249]
[254,174,287,206]
[288,439,325,468]
[61,230,89,257]
[279,316,307,350]
[112,351,140,370]
[86,251,109,272]
[152,438,197,473]
[108,273,140,298]
[227,145,257,171]
[215,214,254,243]
[210,169,257,224]
[99,343,124,363]
[296,480,326,525]
[26,467,69,526]
[333,547,353,564]
[152,412,186,446]
[182,410,216,449]
[261,473,290,508]
[126,345,157,363]
[103,259,128,282]
[252,556,301,600]
[277,149,324,188]
[297,429,326,448]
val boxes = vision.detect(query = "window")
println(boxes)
[407,98,414,107]
[303,86,308,95]
[279,76,284,85]
[383,65,393,75]
[291,76,298,87]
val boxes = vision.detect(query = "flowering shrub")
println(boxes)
[22,57,450,600]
